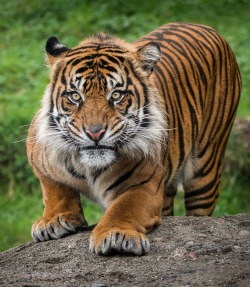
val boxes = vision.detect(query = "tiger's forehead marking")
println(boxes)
[66,44,127,58]
[70,78,84,89]
[69,74,122,96]
[66,51,126,94]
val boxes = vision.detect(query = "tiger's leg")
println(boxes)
[183,154,222,216]
[32,175,87,242]
[162,182,178,216]
[89,168,164,255]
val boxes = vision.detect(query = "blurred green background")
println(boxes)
[0,0,249,252]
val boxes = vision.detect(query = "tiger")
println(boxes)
[27,22,241,256]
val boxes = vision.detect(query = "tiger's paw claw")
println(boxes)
[89,228,150,256]
[32,213,87,242]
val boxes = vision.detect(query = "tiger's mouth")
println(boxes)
[82,145,116,151]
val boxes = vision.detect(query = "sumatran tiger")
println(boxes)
[27,23,241,255]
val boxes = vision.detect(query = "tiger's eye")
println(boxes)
[111,91,123,102]
[71,93,81,101]
[68,93,82,104]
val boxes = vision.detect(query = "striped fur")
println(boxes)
[27,23,241,255]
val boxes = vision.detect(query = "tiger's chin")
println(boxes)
[79,148,117,169]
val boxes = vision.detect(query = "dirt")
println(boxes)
[0,214,249,287]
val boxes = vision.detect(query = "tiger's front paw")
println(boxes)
[89,227,150,256]
[32,212,87,242]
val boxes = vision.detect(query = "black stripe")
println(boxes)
[185,181,220,206]
[109,119,124,134]
[127,76,140,108]
[156,175,164,194]
[161,31,208,87]
[55,87,62,113]
[140,105,150,128]
[105,54,124,66]
[124,167,157,191]
[68,128,84,141]
[177,121,185,168]
[159,54,184,120]
[101,48,126,54]
[108,124,125,141]
[186,201,215,211]
[93,166,110,183]
[61,100,70,113]
[105,160,143,193]
[154,64,170,113]
[124,98,132,114]
[164,153,173,183]
[165,188,177,198]
[66,46,98,55]
[61,66,67,85]
[65,155,86,179]
[126,62,144,108]
[185,177,217,199]
[67,165,86,179]
[50,63,64,114]
[76,66,89,74]
[67,43,125,54]
[69,120,80,132]
[100,65,118,74]
[161,45,199,143]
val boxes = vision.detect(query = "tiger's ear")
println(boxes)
[45,36,69,67]
[136,42,161,76]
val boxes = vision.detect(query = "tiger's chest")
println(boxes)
[46,151,116,209]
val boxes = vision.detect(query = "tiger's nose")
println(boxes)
[85,125,106,141]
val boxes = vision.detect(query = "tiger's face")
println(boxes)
[40,35,165,169]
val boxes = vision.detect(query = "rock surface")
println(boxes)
[0,214,250,287]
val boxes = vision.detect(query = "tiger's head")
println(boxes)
[38,34,166,170]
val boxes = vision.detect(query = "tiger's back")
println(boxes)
[137,23,241,216]
[27,23,241,255]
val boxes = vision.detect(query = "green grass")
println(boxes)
[0,189,43,252]
[0,0,250,252]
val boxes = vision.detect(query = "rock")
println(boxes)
[186,251,197,260]
[222,245,233,253]
[239,230,250,237]
[184,240,195,248]
[197,233,207,238]
[0,214,250,287]
[238,220,250,229]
